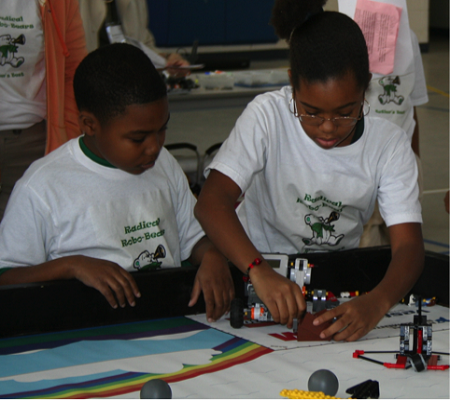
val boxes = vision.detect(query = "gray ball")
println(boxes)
[140,379,172,399]
[308,369,339,396]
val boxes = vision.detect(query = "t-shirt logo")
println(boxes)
[377,76,404,105]
[302,212,344,247]
[0,34,25,68]
[133,244,166,271]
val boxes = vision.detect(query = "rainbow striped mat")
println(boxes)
[0,317,272,398]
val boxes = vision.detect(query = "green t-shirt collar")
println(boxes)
[350,116,365,144]
[79,136,116,168]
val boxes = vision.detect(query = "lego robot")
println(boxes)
[230,254,312,328]
[354,297,449,372]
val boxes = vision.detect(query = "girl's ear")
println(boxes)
[288,69,293,87]
[78,111,100,137]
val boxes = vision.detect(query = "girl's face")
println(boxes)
[82,98,170,175]
[292,74,365,149]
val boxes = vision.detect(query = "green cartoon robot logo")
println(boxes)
[0,34,25,68]
[302,211,344,246]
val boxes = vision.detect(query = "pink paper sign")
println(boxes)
[354,0,402,75]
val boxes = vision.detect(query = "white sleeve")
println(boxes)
[377,132,422,227]
[205,99,269,194]
[410,30,429,107]
[0,181,55,268]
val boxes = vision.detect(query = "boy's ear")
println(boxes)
[78,111,100,137]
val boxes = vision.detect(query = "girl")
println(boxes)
[195,2,424,341]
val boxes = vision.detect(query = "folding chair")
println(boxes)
[165,142,201,196]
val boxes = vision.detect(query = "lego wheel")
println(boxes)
[230,298,244,328]
[410,354,427,372]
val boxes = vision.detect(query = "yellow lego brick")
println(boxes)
[280,388,341,399]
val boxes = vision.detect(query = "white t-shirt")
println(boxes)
[366,31,428,142]
[0,0,46,130]
[206,86,421,254]
[0,139,204,271]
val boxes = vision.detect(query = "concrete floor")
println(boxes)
[166,33,449,255]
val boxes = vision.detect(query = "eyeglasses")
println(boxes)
[298,102,365,129]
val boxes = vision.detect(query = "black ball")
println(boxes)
[140,379,172,399]
[308,369,339,396]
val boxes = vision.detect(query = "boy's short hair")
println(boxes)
[74,43,167,125]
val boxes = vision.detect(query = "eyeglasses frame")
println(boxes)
[290,97,370,131]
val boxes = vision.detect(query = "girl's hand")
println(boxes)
[312,292,389,341]
[250,262,306,329]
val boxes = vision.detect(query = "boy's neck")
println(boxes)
[79,136,116,168]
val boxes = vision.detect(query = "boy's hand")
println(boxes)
[188,254,234,323]
[250,263,306,329]
[72,256,141,309]
[312,292,388,342]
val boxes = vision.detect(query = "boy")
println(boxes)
[0,43,233,322]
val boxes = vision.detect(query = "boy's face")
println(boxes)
[292,74,365,150]
[83,98,169,175]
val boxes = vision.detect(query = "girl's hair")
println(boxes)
[270,1,370,91]
[271,0,327,39]
[73,43,167,125]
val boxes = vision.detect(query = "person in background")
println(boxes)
[78,0,188,69]
[195,1,424,341]
[0,0,87,221]
[341,1,429,247]
[0,43,233,322]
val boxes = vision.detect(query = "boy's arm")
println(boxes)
[313,223,424,341]
[187,236,235,322]
[194,170,306,329]
[0,256,141,309]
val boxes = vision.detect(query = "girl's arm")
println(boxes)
[195,169,306,329]
[313,222,424,341]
